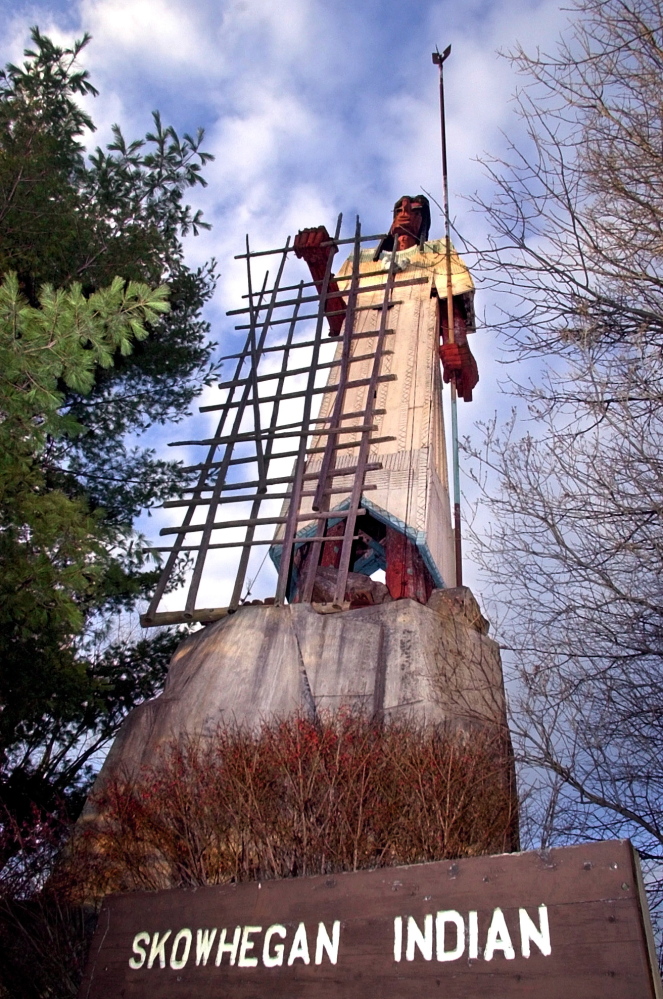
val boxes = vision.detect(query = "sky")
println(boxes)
[1,0,573,615]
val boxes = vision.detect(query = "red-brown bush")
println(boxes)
[73,712,517,897]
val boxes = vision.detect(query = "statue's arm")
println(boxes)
[439,298,479,403]
[294,226,346,336]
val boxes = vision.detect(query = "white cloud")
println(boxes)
[80,0,215,66]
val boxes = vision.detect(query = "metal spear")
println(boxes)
[432,44,463,587]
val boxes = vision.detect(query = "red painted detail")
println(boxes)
[294,226,346,336]
[440,298,478,402]
[319,521,345,568]
[384,526,434,604]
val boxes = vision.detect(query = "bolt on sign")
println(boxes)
[79,840,661,999]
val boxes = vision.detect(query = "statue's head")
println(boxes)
[373,194,431,259]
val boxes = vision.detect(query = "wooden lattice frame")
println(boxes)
[141,215,426,627]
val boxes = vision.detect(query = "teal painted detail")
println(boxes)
[269,496,447,589]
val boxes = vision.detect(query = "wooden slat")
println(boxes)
[214,350,392,394]
[212,330,394,369]
[299,218,366,603]
[179,445,391,478]
[161,510,367,538]
[236,268,425,303]
[230,280,305,609]
[143,271,272,622]
[141,607,232,627]
[225,276,428,317]
[198,373,397,416]
[313,225,364,513]
[174,461,383,492]
[183,409,387,444]
[171,424,378,450]
[305,462,383,480]
[311,408,387,424]
[183,236,292,617]
[233,230,387,259]
[163,484,377,510]
[333,239,400,605]
[233,299,404,330]
[274,214,344,604]
[146,535,360,554]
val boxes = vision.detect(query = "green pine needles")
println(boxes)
[1,274,170,441]
[0,273,170,642]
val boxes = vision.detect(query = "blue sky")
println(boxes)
[1,0,571,609]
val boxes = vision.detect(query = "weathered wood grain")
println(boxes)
[79,840,661,999]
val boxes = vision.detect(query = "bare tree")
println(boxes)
[467,0,663,889]
[476,0,663,355]
[470,349,663,853]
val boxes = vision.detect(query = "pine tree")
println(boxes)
[0,28,215,853]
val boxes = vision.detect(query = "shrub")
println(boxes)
[74,711,517,896]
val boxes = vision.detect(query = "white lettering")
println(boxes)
[406,915,433,961]
[196,928,217,967]
[147,930,172,969]
[238,926,262,968]
[393,916,403,962]
[484,908,515,961]
[468,911,479,959]
[170,929,192,970]
[263,925,287,967]
[519,905,551,958]
[315,921,340,965]
[436,910,465,962]
[215,926,241,966]
[288,923,310,965]
[128,931,150,969]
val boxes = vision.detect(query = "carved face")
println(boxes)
[390,196,425,250]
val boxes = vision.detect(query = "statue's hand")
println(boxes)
[440,342,479,402]
[294,226,345,336]
[294,226,336,275]
[440,342,461,378]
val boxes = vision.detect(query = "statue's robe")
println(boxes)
[274,239,475,592]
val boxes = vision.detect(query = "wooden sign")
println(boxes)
[79,840,661,998]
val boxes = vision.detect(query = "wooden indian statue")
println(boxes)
[283,195,478,604]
